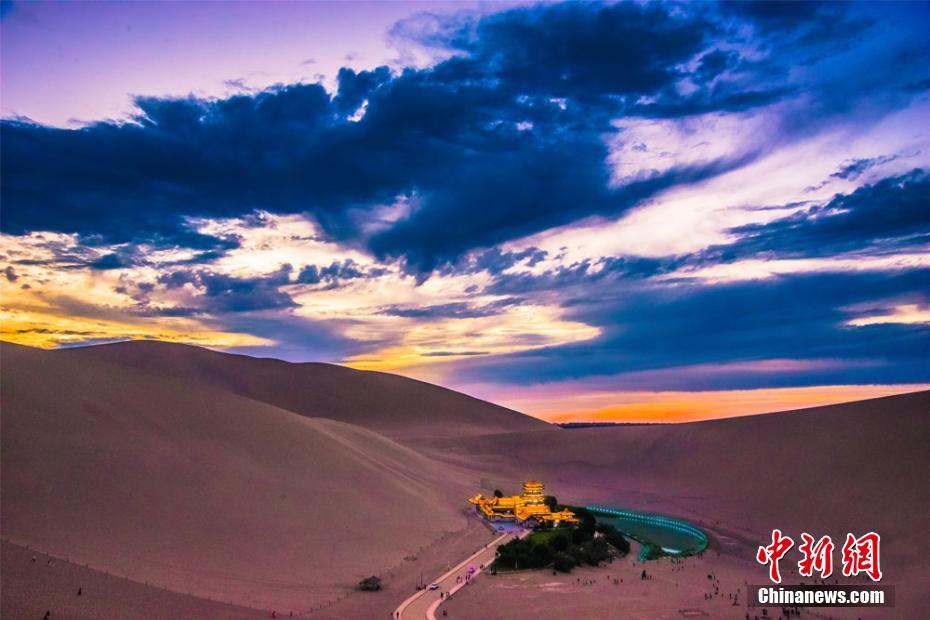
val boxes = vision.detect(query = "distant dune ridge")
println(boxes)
[57,340,549,440]
[2,340,929,618]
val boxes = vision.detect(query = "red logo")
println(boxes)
[841,532,882,582]
[756,529,794,584]
[758,530,882,583]
[797,533,834,579]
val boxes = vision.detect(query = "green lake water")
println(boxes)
[586,505,709,561]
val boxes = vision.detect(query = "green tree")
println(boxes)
[605,531,631,555]
[582,538,611,566]
[550,533,570,552]
[596,522,631,555]
[581,513,597,536]
[571,525,593,545]
[595,523,617,535]
[532,543,553,567]
[553,552,576,573]
[567,544,586,564]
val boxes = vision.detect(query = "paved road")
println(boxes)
[393,530,517,620]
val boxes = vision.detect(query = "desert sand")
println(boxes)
[2,341,928,618]
[1,540,260,620]
[442,542,885,620]
[2,343,488,612]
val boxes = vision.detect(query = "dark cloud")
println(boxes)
[719,0,879,58]
[726,170,930,258]
[333,66,392,114]
[446,2,711,101]
[89,249,144,270]
[380,299,515,319]
[484,254,683,296]
[296,259,387,285]
[1,1,818,274]
[155,265,296,313]
[3,1,927,279]
[422,350,488,357]
[451,269,930,390]
[470,247,548,275]
[628,85,795,119]
[695,48,736,80]
[433,246,549,279]
[830,154,901,181]
[721,1,837,34]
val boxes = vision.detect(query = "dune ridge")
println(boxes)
[56,340,549,440]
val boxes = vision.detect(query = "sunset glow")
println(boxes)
[509,385,930,424]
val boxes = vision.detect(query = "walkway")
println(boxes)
[393,529,517,620]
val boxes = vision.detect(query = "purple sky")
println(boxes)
[2,0,485,126]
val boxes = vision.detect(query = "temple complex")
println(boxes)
[468,481,578,527]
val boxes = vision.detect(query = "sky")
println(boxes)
[2,0,929,422]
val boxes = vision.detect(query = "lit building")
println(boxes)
[468,480,578,527]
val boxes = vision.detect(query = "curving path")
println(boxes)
[393,530,518,620]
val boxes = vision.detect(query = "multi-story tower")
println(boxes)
[521,480,545,506]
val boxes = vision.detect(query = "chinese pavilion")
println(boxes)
[468,480,578,526]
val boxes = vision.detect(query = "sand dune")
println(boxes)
[1,540,260,620]
[57,340,549,440]
[3,341,928,617]
[1,343,492,611]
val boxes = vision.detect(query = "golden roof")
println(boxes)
[467,481,577,524]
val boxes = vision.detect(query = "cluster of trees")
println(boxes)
[597,522,631,556]
[357,576,381,591]
[494,507,630,573]
[495,537,556,570]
